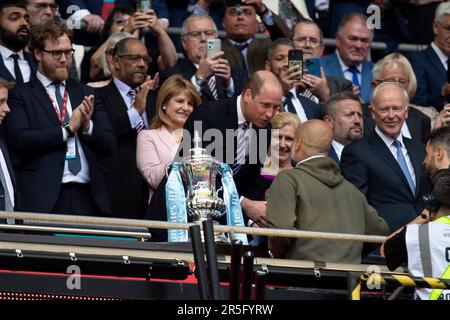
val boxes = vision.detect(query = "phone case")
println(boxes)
[305,58,321,77]
[207,39,221,57]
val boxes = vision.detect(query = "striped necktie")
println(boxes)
[128,89,146,132]
[232,121,250,174]
[207,76,218,100]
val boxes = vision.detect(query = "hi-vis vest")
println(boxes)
[406,216,450,300]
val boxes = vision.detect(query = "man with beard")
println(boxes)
[423,126,450,180]
[0,0,36,84]
[3,20,116,217]
[96,38,156,219]
[340,83,429,232]
[321,13,374,103]
[323,91,363,164]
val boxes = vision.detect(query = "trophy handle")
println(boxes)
[165,163,173,178]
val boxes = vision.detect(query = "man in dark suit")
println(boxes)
[341,83,429,232]
[0,1,37,84]
[159,14,245,103]
[221,0,290,75]
[364,56,431,144]
[4,20,116,216]
[323,91,363,164]
[265,38,322,121]
[0,78,19,219]
[321,13,374,103]
[291,19,353,102]
[96,38,155,219]
[147,70,283,240]
[409,2,450,112]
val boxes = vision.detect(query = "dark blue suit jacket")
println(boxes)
[3,78,117,215]
[0,52,36,83]
[285,94,322,120]
[408,46,446,111]
[328,146,339,164]
[321,51,373,103]
[340,130,429,232]
[159,58,246,103]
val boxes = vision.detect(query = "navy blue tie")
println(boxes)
[347,66,360,90]
[284,91,297,115]
[393,140,415,195]
[234,43,248,71]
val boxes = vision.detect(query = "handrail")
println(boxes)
[0,210,386,243]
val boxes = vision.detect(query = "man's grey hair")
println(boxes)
[181,13,218,37]
[370,82,409,107]
[435,2,450,23]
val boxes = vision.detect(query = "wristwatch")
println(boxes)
[195,74,207,86]
[63,122,75,138]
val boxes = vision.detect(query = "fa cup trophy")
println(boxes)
[165,131,247,244]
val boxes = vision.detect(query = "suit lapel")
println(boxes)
[30,79,60,125]
[404,137,423,197]
[360,61,372,101]
[329,147,339,164]
[330,52,344,77]
[0,53,15,81]
[223,39,244,70]
[369,131,415,197]
[24,52,37,77]
[426,47,446,82]
[0,137,15,188]
[66,80,84,113]
[105,81,128,115]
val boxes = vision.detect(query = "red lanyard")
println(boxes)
[47,86,69,124]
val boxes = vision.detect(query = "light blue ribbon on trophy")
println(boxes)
[220,163,248,245]
[166,163,188,242]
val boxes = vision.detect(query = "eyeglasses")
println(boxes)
[375,78,409,86]
[374,106,407,114]
[226,7,256,16]
[184,29,216,39]
[117,54,151,64]
[42,49,75,59]
[293,36,322,48]
[438,21,450,32]
[29,3,58,12]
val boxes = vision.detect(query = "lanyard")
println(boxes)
[46,86,69,124]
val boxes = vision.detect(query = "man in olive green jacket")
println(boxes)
[266,120,389,264]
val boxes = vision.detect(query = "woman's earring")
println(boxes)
[162,106,167,111]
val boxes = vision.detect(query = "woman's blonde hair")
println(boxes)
[270,112,301,131]
[372,52,417,98]
[150,74,202,129]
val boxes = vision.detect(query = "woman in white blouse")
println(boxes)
[136,75,201,202]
